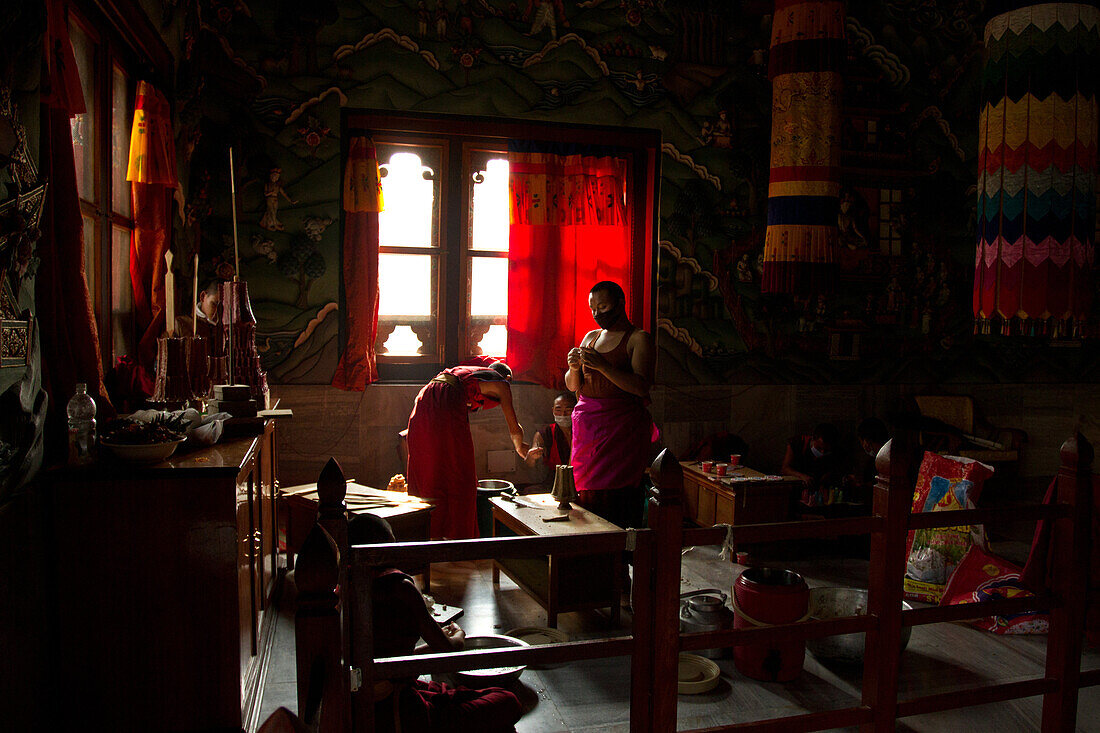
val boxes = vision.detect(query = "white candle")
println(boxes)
[164,249,175,337]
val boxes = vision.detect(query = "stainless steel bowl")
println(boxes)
[806,587,912,664]
[453,634,529,687]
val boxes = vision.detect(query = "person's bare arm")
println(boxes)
[579,329,654,398]
[565,330,599,391]
[391,577,464,653]
[781,444,813,486]
[478,380,527,456]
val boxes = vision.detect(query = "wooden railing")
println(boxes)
[293,431,1096,732]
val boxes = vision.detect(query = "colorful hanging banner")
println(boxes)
[761,0,845,295]
[974,3,1099,338]
[126,81,177,186]
[343,136,384,213]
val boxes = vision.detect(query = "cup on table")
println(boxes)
[730,453,742,468]
[701,460,714,473]
[715,463,729,477]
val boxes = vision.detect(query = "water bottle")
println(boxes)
[67,383,97,466]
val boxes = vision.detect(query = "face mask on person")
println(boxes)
[811,446,829,459]
[554,415,572,430]
[593,304,623,330]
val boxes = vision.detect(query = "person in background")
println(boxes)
[782,423,846,506]
[174,279,221,340]
[348,514,523,733]
[406,360,536,539]
[565,281,657,531]
[524,391,576,472]
[850,417,891,504]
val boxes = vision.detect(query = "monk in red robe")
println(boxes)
[565,281,657,530]
[349,514,524,732]
[406,361,533,539]
[524,391,576,471]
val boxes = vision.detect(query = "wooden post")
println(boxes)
[316,458,349,554]
[294,524,348,733]
[634,449,683,732]
[860,429,916,731]
[1041,433,1093,731]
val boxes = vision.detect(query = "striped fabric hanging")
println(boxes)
[761,0,845,295]
[974,3,1099,338]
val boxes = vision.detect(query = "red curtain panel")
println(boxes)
[505,146,632,388]
[332,135,383,390]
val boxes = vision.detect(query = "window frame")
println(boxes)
[343,109,661,383]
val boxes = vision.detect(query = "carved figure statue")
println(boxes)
[259,168,296,231]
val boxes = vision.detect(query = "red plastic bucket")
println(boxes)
[732,567,809,682]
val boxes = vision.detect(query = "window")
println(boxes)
[878,188,903,256]
[349,112,660,382]
[67,1,170,367]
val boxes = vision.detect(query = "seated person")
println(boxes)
[173,279,222,340]
[348,514,523,733]
[524,391,576,472]
[782,423,847,507]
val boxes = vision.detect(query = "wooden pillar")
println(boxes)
[294,524,348,733]
[860,430,916,731]
[1041,434,1094,731]
[631,449,683,732]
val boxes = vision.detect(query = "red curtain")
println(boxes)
[36,0,113,462]
[127,82,178,379]
[332,136,383,390]
[506,147,632,389]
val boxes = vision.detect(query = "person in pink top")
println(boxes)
[565,281,658,530]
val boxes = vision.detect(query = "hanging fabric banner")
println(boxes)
[761,0,845,295]
[974,3,1099,338]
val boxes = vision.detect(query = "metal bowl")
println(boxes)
[806,587,912,664]
[100,438,185,464]
[453,634,529,687]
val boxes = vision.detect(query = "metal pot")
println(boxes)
[680,589,734,659]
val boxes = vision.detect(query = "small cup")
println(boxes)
[715,463,729,477]
[730,453,741,468]
[736,551,750,565]
[700,460,714,473]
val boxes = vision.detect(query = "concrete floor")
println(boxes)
[256,542,1100,732]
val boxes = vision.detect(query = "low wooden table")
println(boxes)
[490,494,623,628]
[680,461,801,529]
[281,482,434,583]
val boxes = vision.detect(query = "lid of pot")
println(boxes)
[687,593,726,612]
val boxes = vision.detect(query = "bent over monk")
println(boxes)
[406,361,534,539]
[565,281,657,530]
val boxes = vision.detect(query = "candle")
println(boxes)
[164,249,175,337]
[192,253,199,336]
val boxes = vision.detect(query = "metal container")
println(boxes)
[453,634,529,687]
[679,589,734,659]
[806,587,913,664]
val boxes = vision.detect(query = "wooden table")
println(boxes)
[490,494,623,628]
[281,482,434,583]
[680,461,801,528]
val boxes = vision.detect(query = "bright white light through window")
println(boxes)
[471,158,509,251]
[379,152,435,248]
[470,257,507,316]
[382,325,423,356]
[476,325,507,357]
[379,253,432,316]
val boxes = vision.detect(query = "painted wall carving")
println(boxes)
[170,0,1098,386]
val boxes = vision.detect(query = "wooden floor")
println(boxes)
[256,542,1100,732]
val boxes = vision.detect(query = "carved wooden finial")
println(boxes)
[295,524,340,597]
[317,457,347,508]
[649,448,683,505]
[1060,433,1093,473]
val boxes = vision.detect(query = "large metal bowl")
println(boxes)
[806,587,912,664]
[453,634,530,687]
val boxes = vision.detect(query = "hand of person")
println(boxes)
[580,346,609,373]
[799,474,813,488]
[567,347,583,370]
[525,446,544,462]
[442,622,465,649]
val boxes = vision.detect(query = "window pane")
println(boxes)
[82,215,97,309]
[475,325,507,358]
[69,21,96,201]
[379,253,433,316]
[470,257,507,316]
[470,156,509,252]
[377,147,440,248]
[111,226,133,359]
[112,65,131,216]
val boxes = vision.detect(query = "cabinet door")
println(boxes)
[715,489,736,526]
[257,425,276,608]
[697,486,717,526]
[682,478,701,525]
[238,458,258,677]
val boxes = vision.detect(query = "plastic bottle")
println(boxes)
[67,383,97,466]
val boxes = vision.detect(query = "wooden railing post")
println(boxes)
[316,458,350,555]
[295,524,349,733]
[861,430,916,731]
[1041,433,1093,731]
[631,449,684,732]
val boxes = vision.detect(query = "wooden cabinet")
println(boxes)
[47,421,279,732]
[680,461,799,529]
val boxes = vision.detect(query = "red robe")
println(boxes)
[406,365,503,539]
